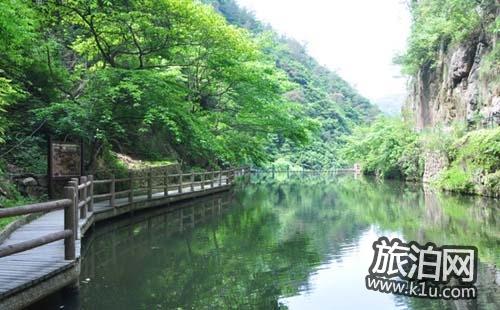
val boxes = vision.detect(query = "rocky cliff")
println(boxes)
[406,27,499,129]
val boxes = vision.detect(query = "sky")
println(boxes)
[236,0,411,104]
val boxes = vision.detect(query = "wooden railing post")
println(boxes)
[178,174,183,193]
[128,171,134,203]
[164,172,169,196]
[201,173,205,190]
[110,174,116,208]
[70,178,79,236]
[88,175,94,212]
[211,171,215,188]
[190,172,194,191]
[219,170,223,186]
[147,169,152,199]
[79,176,87,219]
[64,186,76,260]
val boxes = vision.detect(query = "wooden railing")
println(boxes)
[252,166,359,178]
[0,166,248,261]
[0,187,77,260]
[253,167,358,173]
[84,168,246,209]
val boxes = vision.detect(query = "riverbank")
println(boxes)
[431,128,500,197]
[342,118,500,198]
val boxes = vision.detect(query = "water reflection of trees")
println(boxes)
[250,175,499,310]
[330,177,498,266]
[81,189,327,309]
[79,176,498,309]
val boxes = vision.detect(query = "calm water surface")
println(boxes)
[35,174,499,309]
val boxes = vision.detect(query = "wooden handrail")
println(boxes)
[77,181,91,190]
[0,230,72,258]
[93,177,134,184]
[0,199,71,218]
[254,169,356,173]
[0,167,250,262]
[77,196,92,208]
[93,192,112,199]
[0,186,76,260]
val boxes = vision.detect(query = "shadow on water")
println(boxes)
[30,174,499,309]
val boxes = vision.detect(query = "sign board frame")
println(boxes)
[47,136,84,198]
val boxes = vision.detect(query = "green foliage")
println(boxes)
[396,0,496,75]
[0,78,17,143]
[343,117,499,196]
[419,121,467,153]
[0,0,376,178]
[479,36,500,83]
[437,166,474,193]
[206,0,378,169]
[483,170,500,195]
[0,164,38,229]
[0,0,39,144]
[1,136,47,174]
[341,117,424,179]
[436,127,500,195]
[0,0,325,172]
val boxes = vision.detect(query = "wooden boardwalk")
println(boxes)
[0,210,81,299]
[0,170,239,309]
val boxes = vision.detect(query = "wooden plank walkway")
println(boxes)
[0,177,231,305]
[0,210,80,299]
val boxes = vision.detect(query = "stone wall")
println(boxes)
[423,151,449,183]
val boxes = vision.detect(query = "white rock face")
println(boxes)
[406,35,499,129]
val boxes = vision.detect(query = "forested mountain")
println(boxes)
[0,0,376,180]
[207,0,378,169]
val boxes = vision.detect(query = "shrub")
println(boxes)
[341,117,424,179]
[436,127,500,195]
[436,166,474,193]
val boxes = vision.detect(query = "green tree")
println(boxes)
[6,0,314,169]
[396,0,497,74]
[341,117,423,179]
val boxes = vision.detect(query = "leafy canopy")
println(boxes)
[2,0,315,168]
[396,0,496,75]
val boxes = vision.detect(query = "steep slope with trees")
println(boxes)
[0,0,316,176]
[207,0,379,169]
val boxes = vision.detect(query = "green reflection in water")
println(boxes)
[74,174,498,310]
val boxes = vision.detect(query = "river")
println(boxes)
[31,173,499,309]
